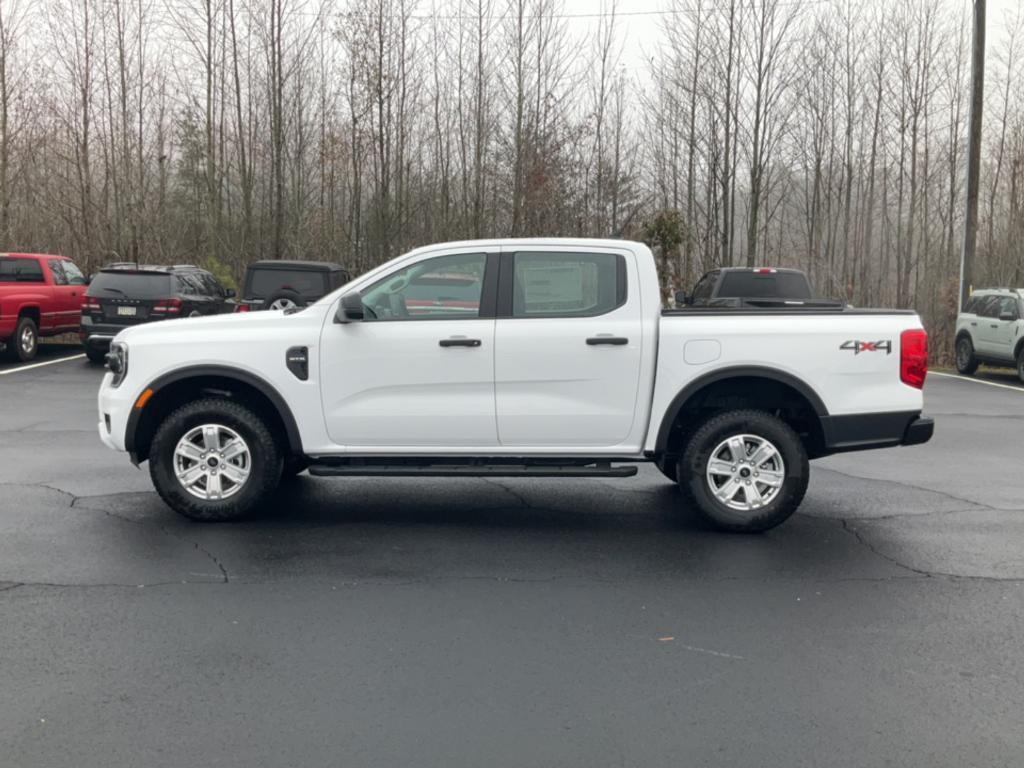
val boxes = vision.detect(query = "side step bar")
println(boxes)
[308,460,638,478]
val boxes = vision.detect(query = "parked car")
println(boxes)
[676,267,841,308]
[96,238,932,532]
[0,252,88,362]
[237,260,351,312]
[80,265,234,364]
[954,288,1024,382]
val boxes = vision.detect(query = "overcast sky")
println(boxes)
[558,0,1021,78]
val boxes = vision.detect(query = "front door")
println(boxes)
[47,259,85,332]
[320,251,498,448]
[493,248,645,448]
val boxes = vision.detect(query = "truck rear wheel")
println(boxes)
[149,398,283,521]
[677,409,808,533]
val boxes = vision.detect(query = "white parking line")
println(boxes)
[930,370,1024,392]
[0,353,86,376]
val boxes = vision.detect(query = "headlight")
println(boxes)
[106,342,128,387]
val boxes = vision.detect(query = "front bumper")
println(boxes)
[96,371,134,453]
[821,411,934,454]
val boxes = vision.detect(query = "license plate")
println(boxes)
[117,306,137,316]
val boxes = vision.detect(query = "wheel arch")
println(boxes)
[654,366,829,460]
[17,304,41,325]
[125,365,303,464]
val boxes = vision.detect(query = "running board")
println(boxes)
[307,461,638,478]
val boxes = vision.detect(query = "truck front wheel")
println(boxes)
[149,398,283,521]
[677,409,809,533]
[5,316,38,362]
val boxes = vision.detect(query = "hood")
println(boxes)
[114,304,328,345]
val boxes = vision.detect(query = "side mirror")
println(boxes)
[674,290,691,307]
[335,291,364,323]
[999,311,1017,322]
[224,288,236,299]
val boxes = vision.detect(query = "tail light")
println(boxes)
[81,296,101,312]
[900,329,928,389]
[235,302,250,313]
[151,298,182,315]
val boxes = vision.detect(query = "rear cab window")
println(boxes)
[716,271,811,300]
[0,257,45,283]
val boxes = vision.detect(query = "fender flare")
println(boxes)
[125,364,303,458]
[654,365,829,455]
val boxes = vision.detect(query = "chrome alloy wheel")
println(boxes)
[705,434,785,511]
[268,297,297,310]
[173,424,251,500]
[20,324,36,356]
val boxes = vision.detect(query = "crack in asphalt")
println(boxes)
[481,478,536,509]
[816,466,996,511]
[1,481,232,585]
[838,519,934,578]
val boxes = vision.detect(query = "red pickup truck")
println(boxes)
[0,253,88,362]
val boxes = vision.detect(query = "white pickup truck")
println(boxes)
[97,239,933,532]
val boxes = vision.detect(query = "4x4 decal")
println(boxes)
[841,339,892,355]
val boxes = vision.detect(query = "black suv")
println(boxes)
[80,265,235,363]
[238,260,351,312]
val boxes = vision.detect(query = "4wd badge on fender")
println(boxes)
[841,339,892,355]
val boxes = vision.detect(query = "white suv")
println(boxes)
[955,289,1024,382]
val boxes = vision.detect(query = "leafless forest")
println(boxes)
[0,0,1022,355]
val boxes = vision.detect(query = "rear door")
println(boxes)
[493,247,645,449]
[989,296,1020,360]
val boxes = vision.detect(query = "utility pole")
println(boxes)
[960,0,985,311]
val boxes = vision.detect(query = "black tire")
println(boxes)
[1017,348,1024,385]
[85,346,107,365]
[264,290,306,311]
[677,409,809,533]
[149,398,282,522]
[955,335,978,375]
[5,316,38,362]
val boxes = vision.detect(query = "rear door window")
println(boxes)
[0,257,44,283]
[510,252,623,318]
[88,271,172,299]
[997,296,1019,320]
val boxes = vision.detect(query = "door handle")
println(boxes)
[970,322,977,326]
[991,324,999,329]
[586,336,629,346]
[439,338,481,348]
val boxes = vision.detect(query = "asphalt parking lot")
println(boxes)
[1,352,1022,767]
